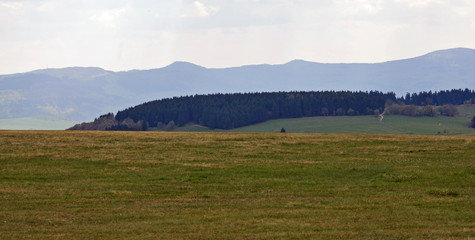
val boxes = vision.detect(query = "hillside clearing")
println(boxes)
[156,105,475,135]
[230,114,475,135]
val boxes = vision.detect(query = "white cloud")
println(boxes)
[89,8,127,28]
[194,1,218,17]
[448,0,475,17]
[37,104,75,117]
[335,0,383,15]
[181,1,219,18]
[0,1,23,13]
[394,0,443,8]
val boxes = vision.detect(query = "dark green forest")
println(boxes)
[402,89,475,106]
[69,89,475,131]
[112,91,392,130]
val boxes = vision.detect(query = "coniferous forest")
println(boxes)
[114,91,393,130]
[64,89,475,131]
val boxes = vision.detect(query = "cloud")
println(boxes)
[89,7,127,28]
[394,0,442,8]
[335,0,383,15]
[181,1,219,18]
[37,104,75,117]
[0,1,23,13]
[193,1,218,17]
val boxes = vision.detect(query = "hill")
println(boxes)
[1,131,473,239]
[1,48,475,129]
[137,105,475,136]
[69,89,475,132]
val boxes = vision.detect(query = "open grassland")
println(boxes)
[232,115,475,135]
[0,131,474,239]
[458,104,475,116]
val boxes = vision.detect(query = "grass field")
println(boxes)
[231,115,475,135]
[0,131,474,239]
[458,104,475,115]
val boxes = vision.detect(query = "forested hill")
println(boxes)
[115,91,393,130]
[69,89,475,131]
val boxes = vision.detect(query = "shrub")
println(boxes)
[439,104,458,117]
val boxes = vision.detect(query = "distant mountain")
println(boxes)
[1,48,474,126]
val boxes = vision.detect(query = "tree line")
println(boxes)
[384,104,459,117]
[401,89,475,106]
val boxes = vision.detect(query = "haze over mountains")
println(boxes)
[1,48,474,126]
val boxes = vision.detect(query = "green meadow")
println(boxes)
[0,131,474,239]
[164,105,475,135]
[230,115,475,135]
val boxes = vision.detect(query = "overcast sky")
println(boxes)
[0,0,474,74]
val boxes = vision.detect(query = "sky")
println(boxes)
[0,0,474,74]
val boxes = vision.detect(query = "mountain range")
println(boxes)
[1,47,474,127]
